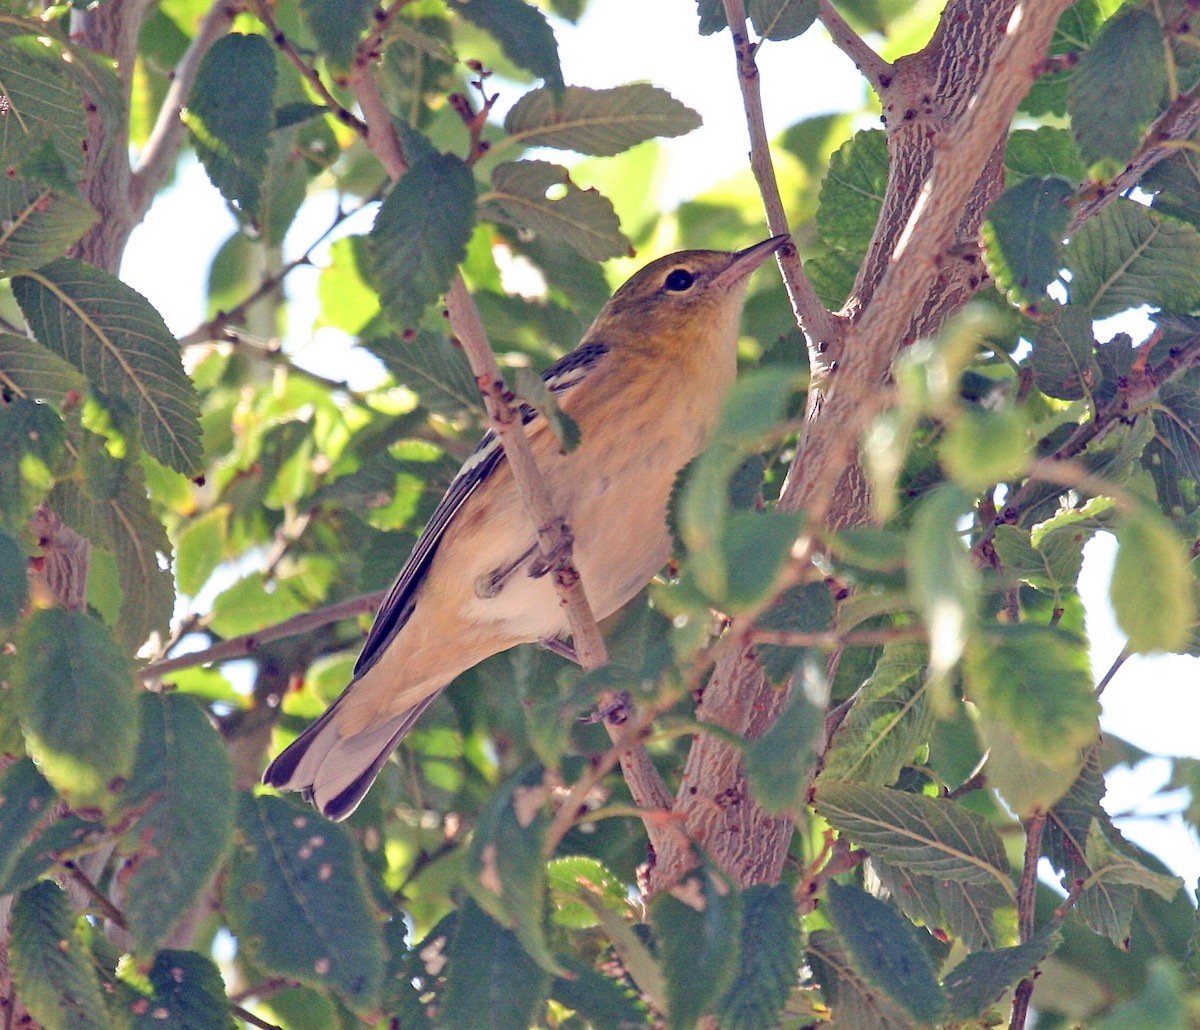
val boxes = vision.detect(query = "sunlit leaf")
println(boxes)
[12,258,203,474]
[10,882,109,1030]
[481,160,628,261]
[503,84,700,156]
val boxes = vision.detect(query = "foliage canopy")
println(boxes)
[2,0,1200,1028]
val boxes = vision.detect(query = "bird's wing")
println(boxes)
[352,340,611,678]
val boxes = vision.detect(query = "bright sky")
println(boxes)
[121,2,1200,886]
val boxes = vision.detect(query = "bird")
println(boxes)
[263,234,789,820]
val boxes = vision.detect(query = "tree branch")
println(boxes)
[1069,78,1200,234]
[130,0,242,219]
[721,0,841,354]
[816,0,893,96]
[1009,811,1047,1030]
[176,193,379,349]
[783,0,1075,519]
[140,591,387,680]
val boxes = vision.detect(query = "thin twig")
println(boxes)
[139,590,387,680]
[177,195,378,348]
[1010,811,1047,1030]
[816,0,893,95]
[230,1004,284,1030]
[721,0,840,354]
[1095,646,1131,696]
[61,862,127,929]
[248,0,365,133]
[131,0,242,217]
[353,0,417,66]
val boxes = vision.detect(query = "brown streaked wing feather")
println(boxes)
[351,341,611,678]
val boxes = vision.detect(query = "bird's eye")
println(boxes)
[663,268,695,292]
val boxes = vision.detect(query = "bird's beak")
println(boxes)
[712,233,791,291]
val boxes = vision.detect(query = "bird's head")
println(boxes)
[592,234,790,355]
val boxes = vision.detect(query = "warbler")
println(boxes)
[263,235,788,819]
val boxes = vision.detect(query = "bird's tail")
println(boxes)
[262,690,443,821]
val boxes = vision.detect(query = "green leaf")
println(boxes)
[546,855,628,929]
[225,794,385,1012]
[174,504,229,597]
[696,0,727,35]
[942,925,1061,1020]
[514,366,581,452]
[981,176,1072,306]
[745,662,824,813]
[1089,958,1190,1030]
[813,129,888,306]
[678,369,801,598]
[550,959,650,1030]
[1004,127,1085,187]
[130,950,236,1030]
[11,608,138,809]
[440,898,552,1030]
[367,330,481,418]
[450,0,563,92]
[51,466,176,652]
[0,331,86,404]
[465,762,560,973]
[299,0,372,66]
[317,235,380,335]
[0,759,56,890]
[1068,9,1167,170]
[0,397,65,522]
[964,624,1099,762]
[481,160,628,261]
[719,509,805,610]
[1084,820,1182,901]
[1030,303,1101,401]
[0,183,97,277]
[907,484,978,679]
[713,883,802,1030]
[503,84,700,156]
[824,881,945,1024]
[575,889,667,1010]
[868,859,1008,952]
[806,928,914,1030]
[814,783,1013,894]
[1110,508,1196,653]
[12,258,203,474]
[748,0,817,40]
[993,523,1087,609]
[0,813,102,896]
[369,152,476,328]
[1022,0,1108,117]
[0,34,90,184]
[821,643,933,787]
[119,693,236,951]
[1043,750,1137,942]
[0,527,29,626]
[183,33,278,219]
[939,407,1028,491]
[1144,140,1200,231]
[10,881,109,1030]
[1066,199,1200,318]
[653,864,743,1030]
[977,712,1087,818]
